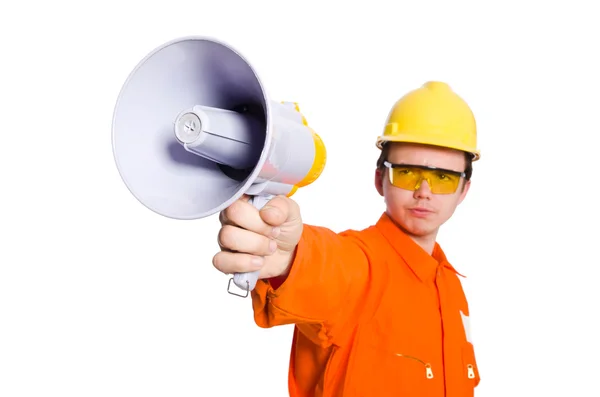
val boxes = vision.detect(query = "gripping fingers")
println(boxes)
[212,251,264,275]
[222,199,279,238]
[218,225,277,256]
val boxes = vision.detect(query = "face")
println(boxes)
[375,143,471,240]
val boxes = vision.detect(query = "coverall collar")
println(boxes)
[375,212,464,282]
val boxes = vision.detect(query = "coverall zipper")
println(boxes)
[395,353,434,379]
[467,364,475,379]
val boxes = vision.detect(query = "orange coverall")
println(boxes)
[251,212,481,397]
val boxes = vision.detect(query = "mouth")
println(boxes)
[408,207,434,217]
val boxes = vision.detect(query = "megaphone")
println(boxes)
[111,36,327,298]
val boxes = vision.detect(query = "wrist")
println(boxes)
[278,246,297,277]
[268,246,297,290]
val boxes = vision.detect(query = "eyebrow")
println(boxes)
[383,161,466,176]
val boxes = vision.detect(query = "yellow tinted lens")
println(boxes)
[426,169,461,194]
[390,167,461,194]
[389,167,421,190]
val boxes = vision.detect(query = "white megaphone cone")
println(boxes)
[112,36,327,297]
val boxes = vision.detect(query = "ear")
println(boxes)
[457,179,471,204]
[374,168,384,196]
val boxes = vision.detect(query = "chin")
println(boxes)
[404,222,437,237]
[396,214,440,237]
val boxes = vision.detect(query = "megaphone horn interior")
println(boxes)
[112,36,272,220]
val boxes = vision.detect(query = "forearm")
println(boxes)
[251,224,370,343]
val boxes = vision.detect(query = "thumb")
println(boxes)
[259,195,299,226]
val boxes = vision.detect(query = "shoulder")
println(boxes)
[339,223,385,242]
[337,225,392,261]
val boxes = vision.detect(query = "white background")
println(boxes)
[1,1,599,396]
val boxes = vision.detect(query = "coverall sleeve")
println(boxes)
[251,224,371,347]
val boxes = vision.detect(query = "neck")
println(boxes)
[409,234,437,255]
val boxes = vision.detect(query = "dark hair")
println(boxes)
[376,143,473,181]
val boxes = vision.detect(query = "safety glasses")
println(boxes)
[383,161,466,194]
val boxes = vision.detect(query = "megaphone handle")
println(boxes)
[227,194,275,298]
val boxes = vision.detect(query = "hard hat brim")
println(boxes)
[376,135,481,161]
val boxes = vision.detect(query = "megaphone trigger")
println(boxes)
[112,36,327,298]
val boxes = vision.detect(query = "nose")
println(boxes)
[413,177,432,199]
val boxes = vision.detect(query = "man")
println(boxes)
[213,81,481,397]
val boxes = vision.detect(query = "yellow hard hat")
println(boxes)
[376,81,480,161]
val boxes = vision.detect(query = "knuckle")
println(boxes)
[212,253,223,271]
[218,210,227,225]
[225,200,243,222]
[288,197,298,212]
[222,207,233,223]
[218,225,236,249]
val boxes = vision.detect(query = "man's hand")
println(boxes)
[212,195,303,280]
